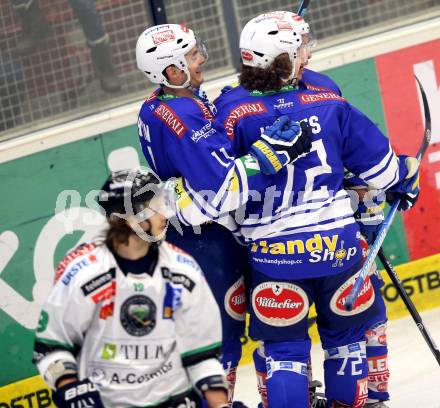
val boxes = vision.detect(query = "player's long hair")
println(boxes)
[239,53,292,92]
[105,216,133,248]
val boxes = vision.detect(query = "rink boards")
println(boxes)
[0,17,439,403]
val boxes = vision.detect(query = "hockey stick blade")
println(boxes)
[345,75,432,311]
[378,248,440,367]
[414,75,431,161]
[298,0,312,17]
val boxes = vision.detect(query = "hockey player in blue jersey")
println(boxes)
[135,23,313,404]
[211,11,420,408]
[242,13,392,408]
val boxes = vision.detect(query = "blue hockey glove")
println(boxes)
[52,379,104,408]
[250,116,312,175]
[386,156,420,211]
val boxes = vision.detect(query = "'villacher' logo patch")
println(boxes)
[120,295,156,336]
[330,273,375,317]
[225,276,246,321]
[252,281,309,326]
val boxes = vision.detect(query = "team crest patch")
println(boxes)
[252,282,308,326]
[225,276,246,321]
[120,295,156,336]
[330,273,375,316]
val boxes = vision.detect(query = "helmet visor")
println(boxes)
[301,32,317,50]
[196,36,209,61]
[297,33,316,64]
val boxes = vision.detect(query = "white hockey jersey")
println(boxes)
[34,241,223,407]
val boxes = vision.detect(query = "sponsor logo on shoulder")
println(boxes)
[176,254,199,270]
[61,255,97,285]
[298,92,346,105]
[55,243,96,283]
[193,98,214,121]
[303,83,333,92]
[146,89,159,103]
[252,281,309,326]
[154,103,187,138]
[224,102,267,139]
[191,122,216,142]
[225,276,246,321]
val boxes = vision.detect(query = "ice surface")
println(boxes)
[234,308,440,407]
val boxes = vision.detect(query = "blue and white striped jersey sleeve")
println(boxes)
[341,104,405,191]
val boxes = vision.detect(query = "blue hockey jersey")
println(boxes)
[138,89,274,225]
[214,75,407,280]
[301,68,342,95]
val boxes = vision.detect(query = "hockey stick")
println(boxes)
[345,75,432,311]
[297,0,312,17]
[378,248,440,367]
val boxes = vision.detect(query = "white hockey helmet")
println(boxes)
[239,11,305,75]
[136,23,207,89]
[288,12,311,36]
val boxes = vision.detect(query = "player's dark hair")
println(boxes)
[239,53,292,92]
[105,216,133,248]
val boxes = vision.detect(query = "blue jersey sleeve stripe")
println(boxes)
[240,196,352,239]
[246,215,356,241]
[241,190,350,227]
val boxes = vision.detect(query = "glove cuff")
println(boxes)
[250,140,283,175]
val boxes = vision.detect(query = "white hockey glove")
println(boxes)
[51,379,104,408]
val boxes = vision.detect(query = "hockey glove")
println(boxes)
[250,116,312,175]
[344,175,385,245]
[52,379,105,408]
[353,195,385,245]
[386,156,420,211]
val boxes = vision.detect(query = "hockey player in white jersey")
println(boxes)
[33,169,230,408]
